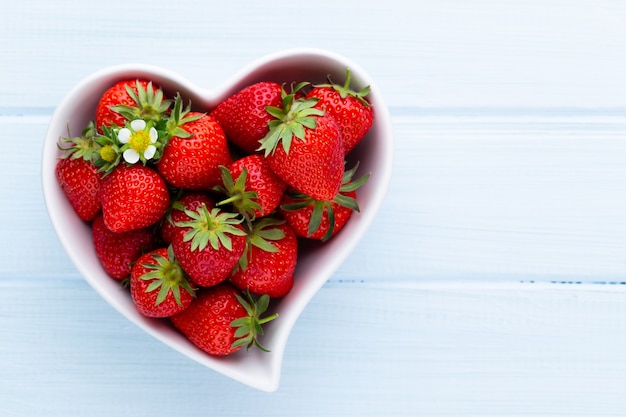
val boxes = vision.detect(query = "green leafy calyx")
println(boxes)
[230,291,278,352]
[176,204,247,252]
[280,161,370,241]
[110,80,172,123]
[235,217,286,272]
[257,84,324,157]
[164,93,204,139]
[315,68,372,107]
[139,245,196,306]
[213,166,262,225]
[57,121,100,162]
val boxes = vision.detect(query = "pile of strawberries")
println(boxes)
[55,69,374,356]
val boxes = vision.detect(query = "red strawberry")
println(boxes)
[171,205,247,287]
[100,164,170,233]
[157,95,232,190]
[130,246,196,318]
[258,90,345,201]
[306,68,374,154]
[279,162,370,241]
[55,122,103,221]
[210,82,283,154]
[230,218,297,298]
[214,154,287,221]
[160,192,215,244]
[56,158,102,221]
[92,214,158,280]
[95,79,171,134]
[171,283,277,356]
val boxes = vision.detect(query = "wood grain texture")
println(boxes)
[2,0,626,414]
[2,279,626,417]
[1,0,626,110]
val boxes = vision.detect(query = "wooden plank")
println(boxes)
[360,113,626,283]
[1,1,626,109]
[10,111,626,283]
[1,279,626,416]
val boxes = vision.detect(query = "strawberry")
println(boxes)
[210,82,283,154]
[130,246,196,318]
[55,122,103,221]
[100,164,170,233]
[230,218,297,298]
[170,283,277,356]
[213,154,287,221]
[171,205,247,287]
[157,95,232,190]
[279,162,370,241]
[92,214,158,280]
[95,79,171,134]
[159,192,215,244]
[258,88,345,201]
[306,68,374,154]
[56,158,102,222]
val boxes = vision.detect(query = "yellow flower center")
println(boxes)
[129,130,151,152]
[100,145,117,162]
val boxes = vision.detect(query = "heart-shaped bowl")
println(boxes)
[41,48,393,392]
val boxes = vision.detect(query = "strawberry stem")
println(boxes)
[258,314,279,325]
[216,194,243,206]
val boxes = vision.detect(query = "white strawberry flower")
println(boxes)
[118,119,158,164]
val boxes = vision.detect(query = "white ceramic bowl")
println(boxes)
[41,48,393,392]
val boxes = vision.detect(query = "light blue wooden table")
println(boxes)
[3,1,626,415]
